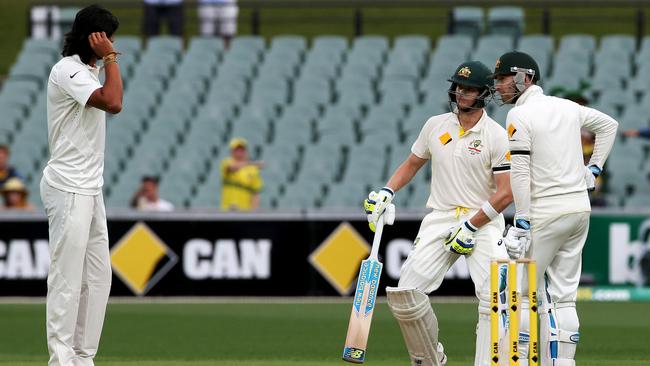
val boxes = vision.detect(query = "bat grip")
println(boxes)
[369,215,384,259]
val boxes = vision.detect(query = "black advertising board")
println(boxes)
[0,211,476,297]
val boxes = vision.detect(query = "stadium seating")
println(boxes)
[0,32,646,210]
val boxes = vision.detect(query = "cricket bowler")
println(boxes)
[41,5,122,366]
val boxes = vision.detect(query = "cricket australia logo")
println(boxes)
[457,66,471,78]
[467,139,483,155]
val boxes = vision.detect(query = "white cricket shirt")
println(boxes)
[507,85,618,219]
[411,110,510,210]
[44,55,105,196]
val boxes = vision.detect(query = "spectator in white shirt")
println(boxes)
[130,176,174,211]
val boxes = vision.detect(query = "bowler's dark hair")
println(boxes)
[142,176,160,184]
[62,4,119,64]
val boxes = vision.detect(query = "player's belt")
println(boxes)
[454,206,470,219]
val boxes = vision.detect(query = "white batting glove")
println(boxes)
[503,219,531,260]
[364,193,396,232]
[584,165,601,192]
[440,220,477,255]
[366,187,394,230]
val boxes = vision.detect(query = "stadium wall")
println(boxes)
[0,210,649,298]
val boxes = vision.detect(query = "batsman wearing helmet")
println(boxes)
[365,61,512,366]
[492,51,619,366]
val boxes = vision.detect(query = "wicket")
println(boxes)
[490,259,538,366]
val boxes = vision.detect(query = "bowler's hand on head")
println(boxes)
[88,32,114,58]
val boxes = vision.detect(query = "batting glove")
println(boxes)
[584,165,601,192]
[503,218,531,259]
[440,220,477,255]
[364,188,394,232]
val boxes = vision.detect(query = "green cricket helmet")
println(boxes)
[490,51,541,82]
[447,60,493,110]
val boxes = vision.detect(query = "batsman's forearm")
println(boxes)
[469,190,513,228]
[385,161,419,193]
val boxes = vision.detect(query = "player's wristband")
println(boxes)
[588,165,601,177]
[381,186,394,197]
[464,220,478,232]
[481,201,499,221]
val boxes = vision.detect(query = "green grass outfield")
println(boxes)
[1,301,649,365]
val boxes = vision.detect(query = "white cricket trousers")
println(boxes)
[399,208,507,298]
[523,211,590,303]
[40,178,112,366]
[398,208,509,366]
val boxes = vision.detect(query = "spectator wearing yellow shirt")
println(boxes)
[220,138,263,211]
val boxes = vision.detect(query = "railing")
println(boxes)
[29,0,650,42]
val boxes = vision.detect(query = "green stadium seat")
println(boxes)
[519,34,553,54]
[321,183,367,209]
[1,79,41,97]
[317,112,355,139]
[353,35,389,53]
[487,6,524,38]
[302,61,339,80]
[470,49,504,71]
[384,61,420,80]
[477,34,515,53]
[436,34,474,54]
[624,192,650,208]
[23,38,60,53]
[9,60,49,81]
[231,36,266,54]
[188,36,224,54]
[337,87,376,108]
[271,35,307,53]
[114,36,142,56]
[408,182,430,209]
[313,35,348,53]
[589,71,624,93]
[619,106,650,129]
[292,87,331,107]
[600,34,636,54]
[395,35,430,53]
[147,35,183,54]
[559,34,597,54]
[451,7,484,38]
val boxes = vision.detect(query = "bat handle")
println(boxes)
[369,215,384,259]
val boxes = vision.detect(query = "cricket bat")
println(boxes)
[342,214,386,363]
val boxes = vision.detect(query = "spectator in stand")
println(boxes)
[220,138,263,211]
[130,176,174,211]
[143,0,184,37]
[0,145,23,187]
[622,128,650,140]
[2,177,35,211]
[197,0,238,47]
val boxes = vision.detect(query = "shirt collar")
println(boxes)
[452,109,487,135]
[515,85,544,106]
[71,54,98,71]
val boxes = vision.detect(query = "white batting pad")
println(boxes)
[540,302,579,366]
[386,287,445,366]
